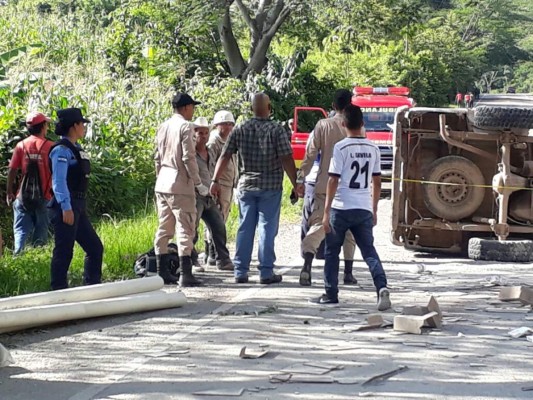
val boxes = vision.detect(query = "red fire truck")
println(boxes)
[291,87,414,184]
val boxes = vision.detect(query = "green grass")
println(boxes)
[0,180,302,297]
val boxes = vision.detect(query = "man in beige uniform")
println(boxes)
[205,110,237,265]
[154,93,207,287]
[296,89,356,286]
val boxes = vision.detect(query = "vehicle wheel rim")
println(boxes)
[436,172,468,204]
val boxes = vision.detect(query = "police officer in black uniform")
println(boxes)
[49,108,103,290]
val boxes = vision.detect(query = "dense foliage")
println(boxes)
[0,0,531,248]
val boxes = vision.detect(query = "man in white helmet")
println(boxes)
[205,110,238,265]
[191,117,234,272]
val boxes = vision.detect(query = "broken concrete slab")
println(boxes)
[193,388,245,396]
[362,365,409,386]
[499,286,533,305]
[280,362,344,375]
[239,346,269,359]
[394,312,439,334]
[508,327,533,338]
[0,343,14,367]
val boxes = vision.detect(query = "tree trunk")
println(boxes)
[218,7,247,78]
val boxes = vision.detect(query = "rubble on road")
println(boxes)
[0,343,14,368]
[499,286,533,305]
[393,296,442,334]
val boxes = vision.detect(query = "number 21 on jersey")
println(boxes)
[349,160,370,189]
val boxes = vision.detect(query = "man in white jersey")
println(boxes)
[314,104,391,310]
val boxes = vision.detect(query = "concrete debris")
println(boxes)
[394,296,442,334]
[469,363,487,368]
[527,336,533,343]
[0,343,14,368]
[499,286,533,305]
[239,346,269,359]
[217,305,279,316]
[358,392,377,397]
[394,312,439,335]
[485,307,529,314]
[362,365,409,386]
[193,388,245,396]
[351,315,392,331]
[279,362,344,376]
[147,348,190,358]
[486,276,510,287]
[522,386,533,391]
[508,327,533,338]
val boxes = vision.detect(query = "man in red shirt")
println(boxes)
[6,112,53,254]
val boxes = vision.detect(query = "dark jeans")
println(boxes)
[194,196,230,264]
[324,208,387,300]
[50,198,103,290]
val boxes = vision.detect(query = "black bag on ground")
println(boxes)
[134,243,180,278]
[17,143,45,211]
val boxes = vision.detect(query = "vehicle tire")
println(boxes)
[468,237,533,262]
[423,156,485,222]
[474,106,533,130]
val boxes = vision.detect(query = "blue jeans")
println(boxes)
[13,198,50,254]
[234,189,282,279]
[324,208,387,300]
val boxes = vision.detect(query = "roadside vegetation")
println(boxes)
[0,0,531,296]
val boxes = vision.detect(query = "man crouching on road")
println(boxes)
[153,93,207,287]
[316,104,391,310]
[192,117,234,272]
[210,93,298,285]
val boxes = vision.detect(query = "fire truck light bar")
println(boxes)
[354,87,410,96]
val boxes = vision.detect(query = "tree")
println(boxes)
[215,0,304,78]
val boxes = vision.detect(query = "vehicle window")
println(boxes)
[296,110,327,133]
[363,112,395,132]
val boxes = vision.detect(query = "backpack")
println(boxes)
[134,243,180,277]
[17,142,46,211]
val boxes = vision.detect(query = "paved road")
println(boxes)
[1,200,532,399]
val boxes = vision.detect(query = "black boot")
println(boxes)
[203,240,210,264]
[343,260,358,285]
[157,254,179,285]
[179,256,202,287]
[207,241,216,266]
[299,252,314,286]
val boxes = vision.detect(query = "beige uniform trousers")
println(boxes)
[218,184,233,221]
[154,193,197,257]
[301,193,356,260]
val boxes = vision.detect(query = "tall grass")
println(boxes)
[0,180,302,297]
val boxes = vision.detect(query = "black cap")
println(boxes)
[172,93,201,109]
[57,108,91,125]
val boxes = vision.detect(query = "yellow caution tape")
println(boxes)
[381,176,533,192]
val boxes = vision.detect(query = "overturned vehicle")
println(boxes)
[391,95,533,262]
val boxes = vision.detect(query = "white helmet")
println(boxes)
[212,110,235,126]
[193,116,210,128]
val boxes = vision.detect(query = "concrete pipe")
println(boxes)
[0,290,186,333]
[0,276,164,311]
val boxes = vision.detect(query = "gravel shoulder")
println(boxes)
[1,199,533,400]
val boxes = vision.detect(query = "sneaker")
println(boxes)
[343,273,358,285]
[217,260,235,271]
[309,294,339,304]
[377,288,392,311]
[235,276,249,284]
[259,274,283,285]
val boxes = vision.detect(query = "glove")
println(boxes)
[196,184,209,197]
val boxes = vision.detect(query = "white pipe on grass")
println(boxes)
[0,290,186,333]
[0,276,164,311]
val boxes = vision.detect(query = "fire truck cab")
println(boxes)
[291,87,414,187]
